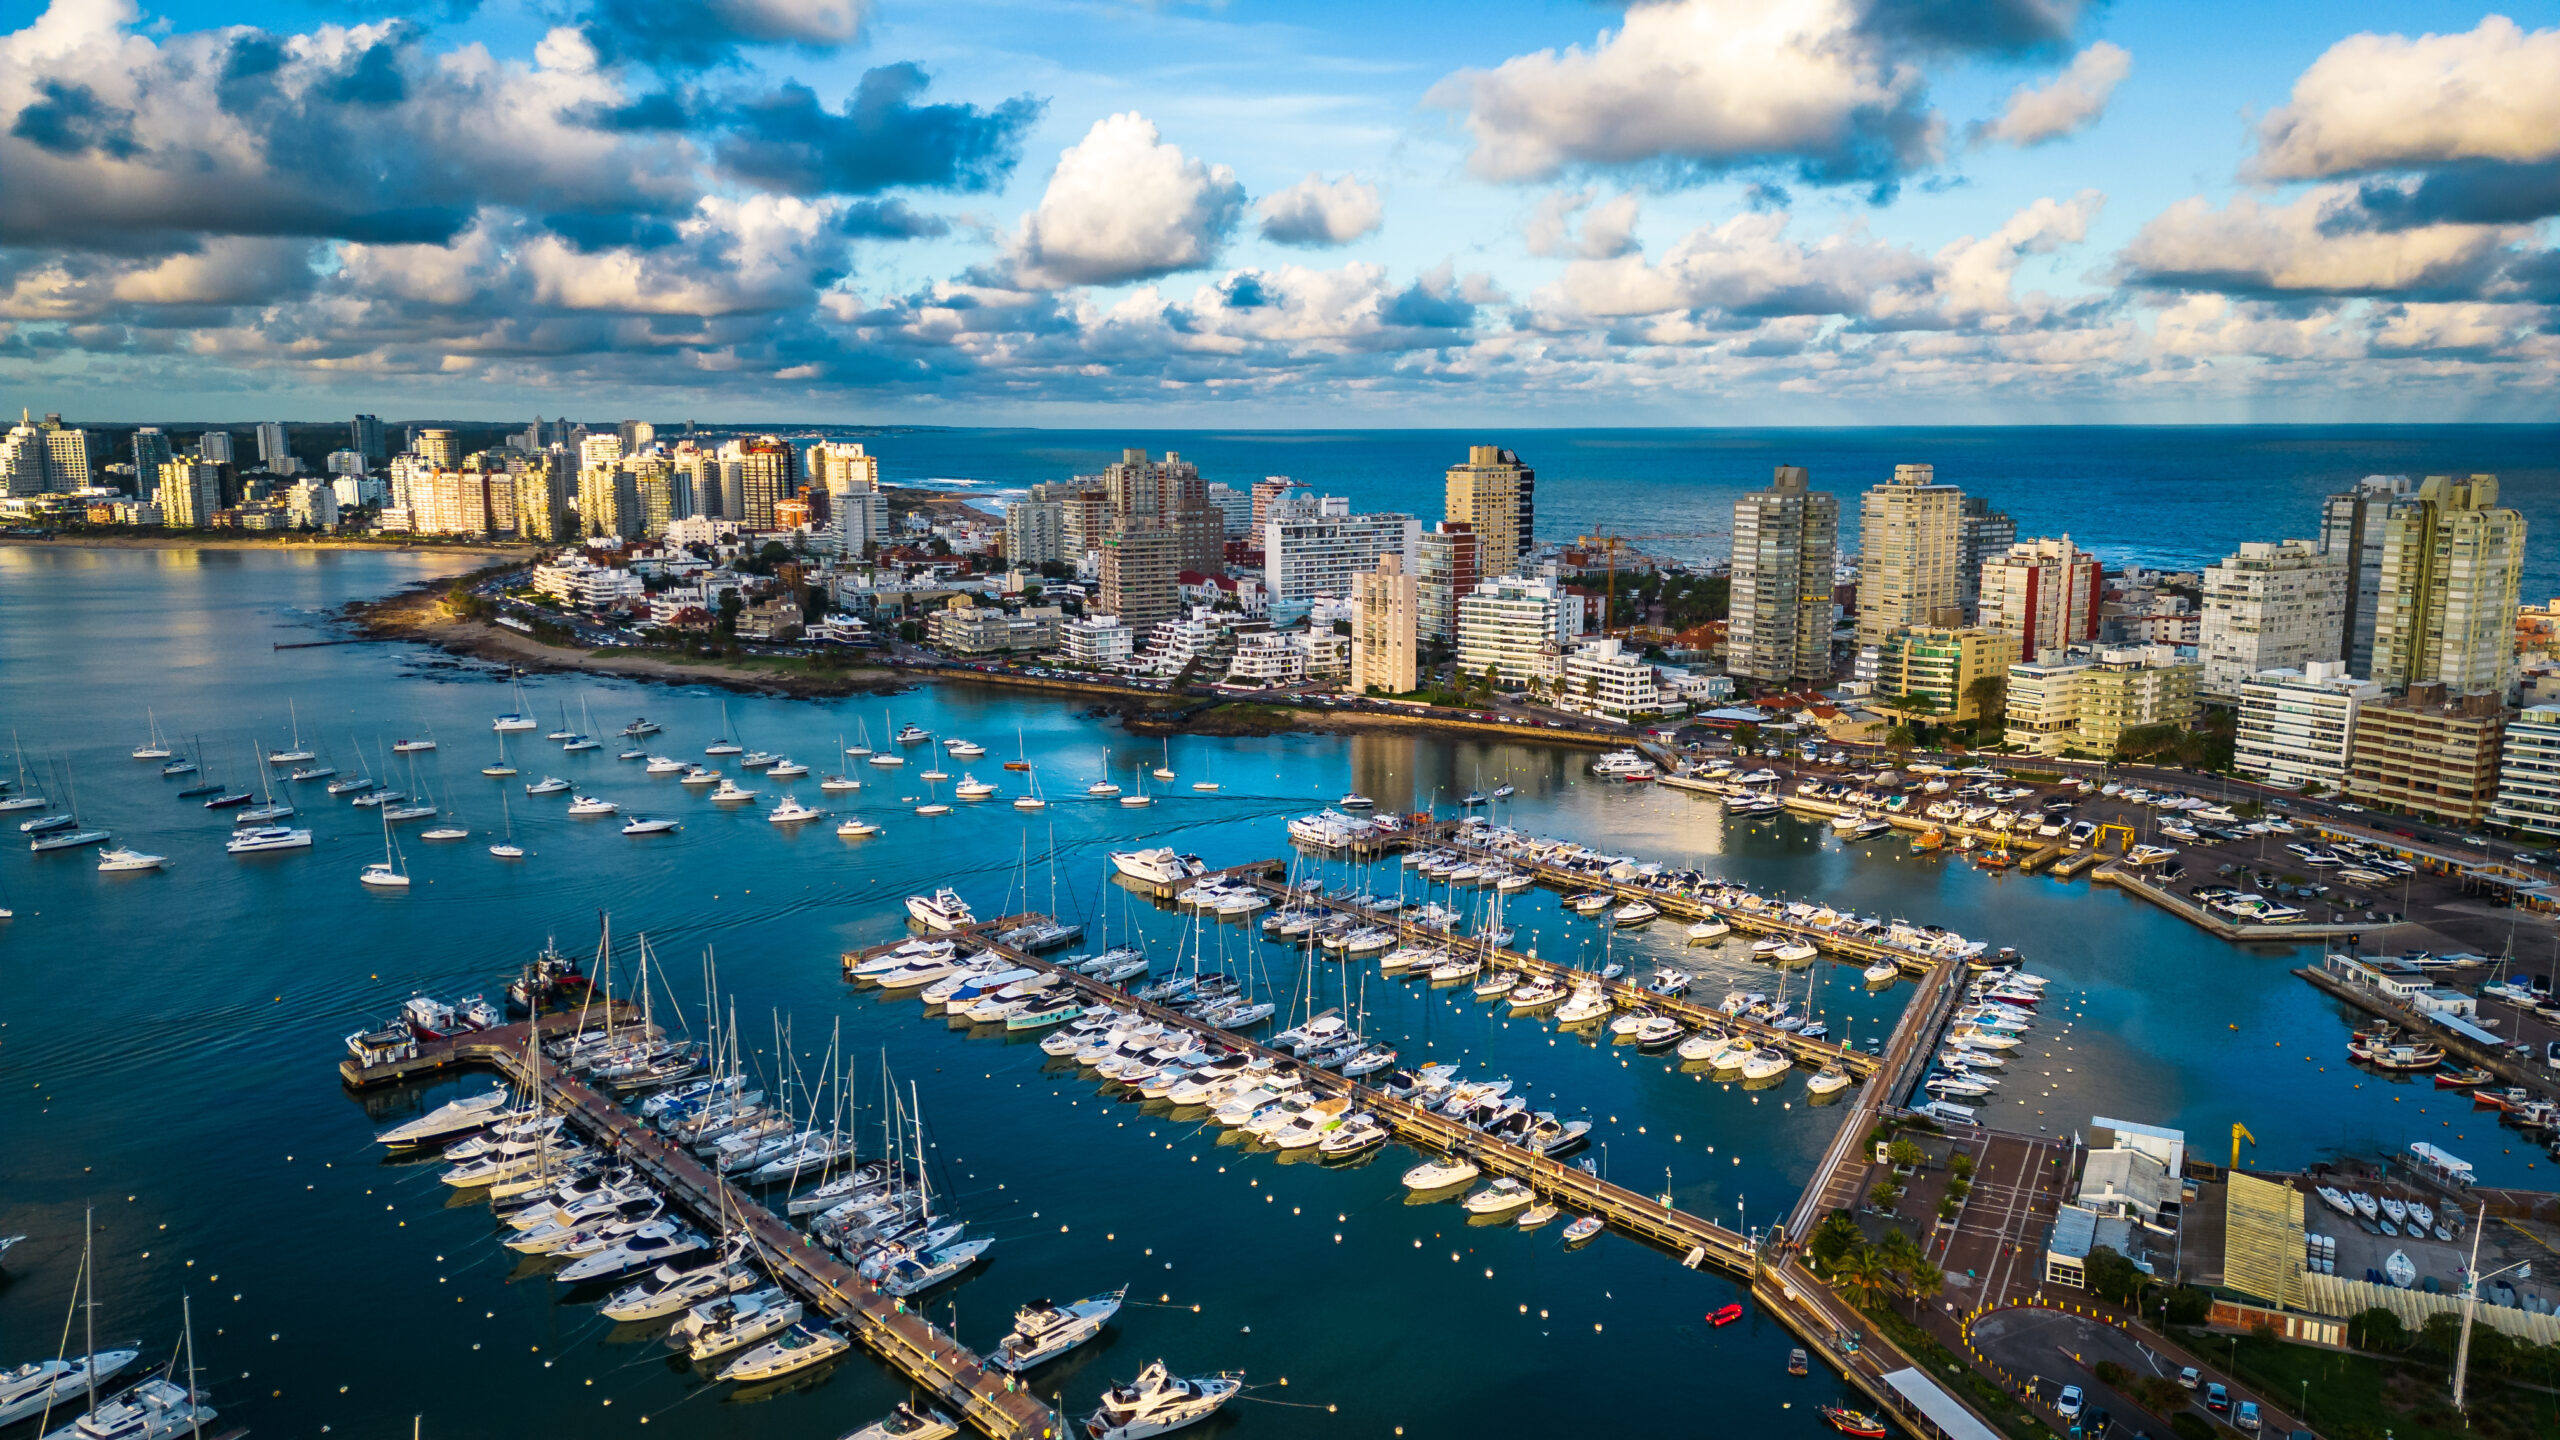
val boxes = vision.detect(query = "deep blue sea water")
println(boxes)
[846,426,2560,594]
[2,540,2552,1440]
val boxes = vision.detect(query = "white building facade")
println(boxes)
[1454,575,1569,687]
[2233,660,2384,793]
[1261,497,1419,603]
[2493,704,2560,837]
[2199,541,2347,700]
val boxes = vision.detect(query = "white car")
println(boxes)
[2054,1384,2083,1419]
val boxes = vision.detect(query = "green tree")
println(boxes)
[1808,1211,1863,1272]
[1891,692,1938,716]
[1833,1247,1897,1311]
[1732,723,1761,749]
[1885,724,1918,749]
[2081,1246,2145,1308]
[1867,1179,1901,1210]
[1885,1138,1923,1169]
[2135,1376,2187,1414]
[2345,1306,2404,1352]
[1963,672,2006,723]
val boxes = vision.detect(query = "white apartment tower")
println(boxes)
[1855,463,1965,649]
[1349,554,1420,695]
[1455,574,1569,688]
[2318,474,2413,677]
[1728,465,1838,685]
[1262,496,1419,603]
[2234,661,2384,792]
[2198,540,2347,700]
[2368,474,2526,698]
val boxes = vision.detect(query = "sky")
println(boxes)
[1,0,2556,425]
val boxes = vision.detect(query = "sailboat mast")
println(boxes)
[911,1081,930,1222]
[82,1206,96,1416]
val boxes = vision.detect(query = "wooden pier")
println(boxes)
[343,1022,1062,1439]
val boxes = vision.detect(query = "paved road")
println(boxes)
[1970,1306,2312,1440]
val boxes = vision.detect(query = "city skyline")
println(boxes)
[2,2,2555,424]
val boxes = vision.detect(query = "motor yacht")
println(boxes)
[767,795,822,825]
[0,1350,142,1429]
[843,1404,958,1440]
[1740,1047,1795,1082]
[1085,1362,1242,1440]
[709,779,758,805]
[1400,1157,1478,1191]
[1338,792,1374,810]
[37,1376,211,1440]
[227,825,312,855]
[391,736,436,754]
[837,817,882,838]
[905,888,974,931]
[993,1287,1126,1372]
[566,795,619,817]
[1462,1177,1535,1215]
[717,1323,848,1382]
[525,776,571,796]
[621,816,680,835]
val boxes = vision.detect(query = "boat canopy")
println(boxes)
[2408,1141,2476,1183]
[1880,1368,2004,1440]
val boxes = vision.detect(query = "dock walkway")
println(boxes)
[344,1023,1060,1440]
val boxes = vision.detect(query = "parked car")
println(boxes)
[2055,1385,2084,1419]
[2204,1382,2230,1414]
[2176,1367,2199,1390]
[2233,1401,2261,1432]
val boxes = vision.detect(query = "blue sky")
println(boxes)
[2,0,2555,424]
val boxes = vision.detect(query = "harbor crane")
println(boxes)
[2231,1121,2257,1172]
[1573,530,1721,634]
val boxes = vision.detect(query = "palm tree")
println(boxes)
[1832,1247,1896,1312]
[1899,1260,1946,1314]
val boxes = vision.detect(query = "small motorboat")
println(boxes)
[1787,1347,1810,1375]
[840,1402,958,1440]
[1561,1215,1603,1245]
[1707,1302,1744,1326]
[1821,1405,1888,1437]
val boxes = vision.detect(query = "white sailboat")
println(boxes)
[361,808,411,889]
[705,702,743,756]
[1152,740,1176,782]
[1119,764,1152,808]
[483,730,518,778]
[129,710,171,761]
[493,674,540,733]
[1013,766,1046,811]
[266,701,316,764]
[1,1210,140,1429]
[491,791,525,859]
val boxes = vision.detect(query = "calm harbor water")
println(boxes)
[0,545,2547,1440]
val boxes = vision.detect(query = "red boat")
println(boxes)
[2434,1066,2494,1089]
[1821,1405,1888,1437]
[1707,1302,1745,1326]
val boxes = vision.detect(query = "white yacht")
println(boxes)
[768,758,809,778]
[1109,848,1209,886]
[767,795,822,825]
[905,888,974,931]
[945,738,987,758]
[38,1376,211,1440]
[1462,1177,1536,1215]
[842,1403,957,1440]
[1741,1047,1795,1082]
[525,776,571,796]
[895,724,931,746]
[819,774,862,794]
[1400,1157,1479,1191]
[0,1350,141,1429]
[1085,1362,1242,1440]
[1085,778,1122,798]
[391,735,436,754]
[953,774,997,799]
[678,767,722,787]
[680,1287,803,1361]
[566,795,619,817]
[869,751,906,768]
[709,779,758,805]
[1338,791,1374,809]
[94,847,165,873]
[837,817,882,838]
[717,1323,849,1383]
[645,755,688,774]
[1685,917,1730,943]
[226,826,312,855]
[1613,900,1659,927]
[1806,1065,1851,1097]
[621,816,680,835]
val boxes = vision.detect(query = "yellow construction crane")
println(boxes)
[2231,1121,2257,1172]
[1574,531,1720,634]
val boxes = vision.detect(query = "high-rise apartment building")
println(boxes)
[1100,519,1189,635]
[1262,496,1418,603]
[514,459,568,542]
[1100,450,1220,623]
[130,427,173,498]
[2492,703,2560,837]
[2198,540,2347,700]
[2366,474,2524,698]
[1204,482,1252,540]
[1444,445,1534,578]
[350,414,386,464]
[1414,523,1480,646]
[807,441,885,556]
[1455,574,1569,688]
[1872,626,2022,722]
[2234,661,2383,793]
[1005,496,1066,568]
[2003,646,2198,756]
[2346,682,2505,824]
[196,430,234,465]
[255,421,290,469]
[1957,495,2017,622]
[730,437,798,529]
[157,459,223,528]
[1039,480,1110,558]
[1350,554,1420,694]
[1978,536,2102,665]
[1855,463,1964,648]
[36,417,94,491]
[617,420,654,453]
[0,415,42,496]
[1251,477,1302,534]
[2319,474,2414,676]
[417,429,462,469]
[1728,465,1839,685]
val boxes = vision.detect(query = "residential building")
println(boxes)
[1004,496,1066,569]
[1855,463,1965,648]
[2198,541,2347,700]
[250,421,288,470]
[1443,445,1534,577]
[1413,522,1480,647]
[411,468,493,536]
[37,418,94,491]
[196,430,234,465]
[417,429,462,468]
[2075,646,2200,755]
[1350,554,1419,695]
[1873,626,2021,723]
[617,420,655,454]
[1204,482,1252,539]
[2001,657,2093,756]
[577,464,641,540]
[0,415,44,496]
[351,413,386,464]
[284,480,339,530]
[130,427,173,498]
[1061,614,1134,671]
[1132,616,1218,678]
[808,441,886,557]
[1250,476,1302,533]
[156,459,223,528]
[1105,448,1221,570]
[1263,496,1419,602]
[1226,631,1310,687]
[1101,517,1192,634]
[727,437,798,529]
[1455,574,1569,689]
[1956,494,2017,623]
[1561,638,1663,719]
[532,555,646,609]
[631,458,678,537]
[1040,480,1111,558]
[1727,465,1839,685]
[2234,661,2384,793]
[924,596,1064,655]
[2346,682,2507,825]
[1978,536,2102,664]
[2319,474,2414,676]
[2492,703,2560,837]
[513,460,568,542]
[2368,474,2526,699]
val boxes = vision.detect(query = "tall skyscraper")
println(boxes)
[196,430,234,465]
[1956,494,2017,622]
[157,459,223,527]
[1855,463,1964,649]
[1350,554,1419,694]
[2198,540,2346,699]
[130,427,173,498]
[1100,519,1188,635]
[251,421,289,470]
[1099,450,1220,624]
[1728,465,1839,685]
[0,415,46,496]
[1005,496,1065,568]
[2368,474,2526,698]
[1978,536,2103,665]
[1041,480,1110,557]
[514,459,568,542]
[729,437,798,529]
[808,441,886,556]
[1444,445,1534,578]
[617,420,655,453]
[350,414,386,464]
[2318,474,2414,677]
[418,429,463,468]
[1414,522,1480,646]
[37,417,94,492]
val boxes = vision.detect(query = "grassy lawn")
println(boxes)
[2199,1329,2560,1440]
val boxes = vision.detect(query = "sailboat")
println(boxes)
[1152,740,1176,782]
[1190,752,1219,792]
[705,702,743,756]
[27,765,108,854]
[918,740,949,784]
[130,710,172,761]
[915,774,952,817]
[1119,763,1152,808]
[362,808,411,888]
[493,672,539,732]
[234,743,296,824]
[490,791,525,859]
[1085,758,1121,798]
[266,701,316,764]
[562,699,602,752]
[820,737,863,794]
[0,733,48,813]
[6,1211,142,1433]
[484,730,517,778]
[845,721,874,760]
[1004,726,1030,771]
[1013,767,1046,811]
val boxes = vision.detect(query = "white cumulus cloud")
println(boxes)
[1256,174,1384,247]
[1423,0,1937,185]
[1010,112,1246,288]
[2123,189,2527,298]
[2252,15,2560,179]
[1977,41,2129,147]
